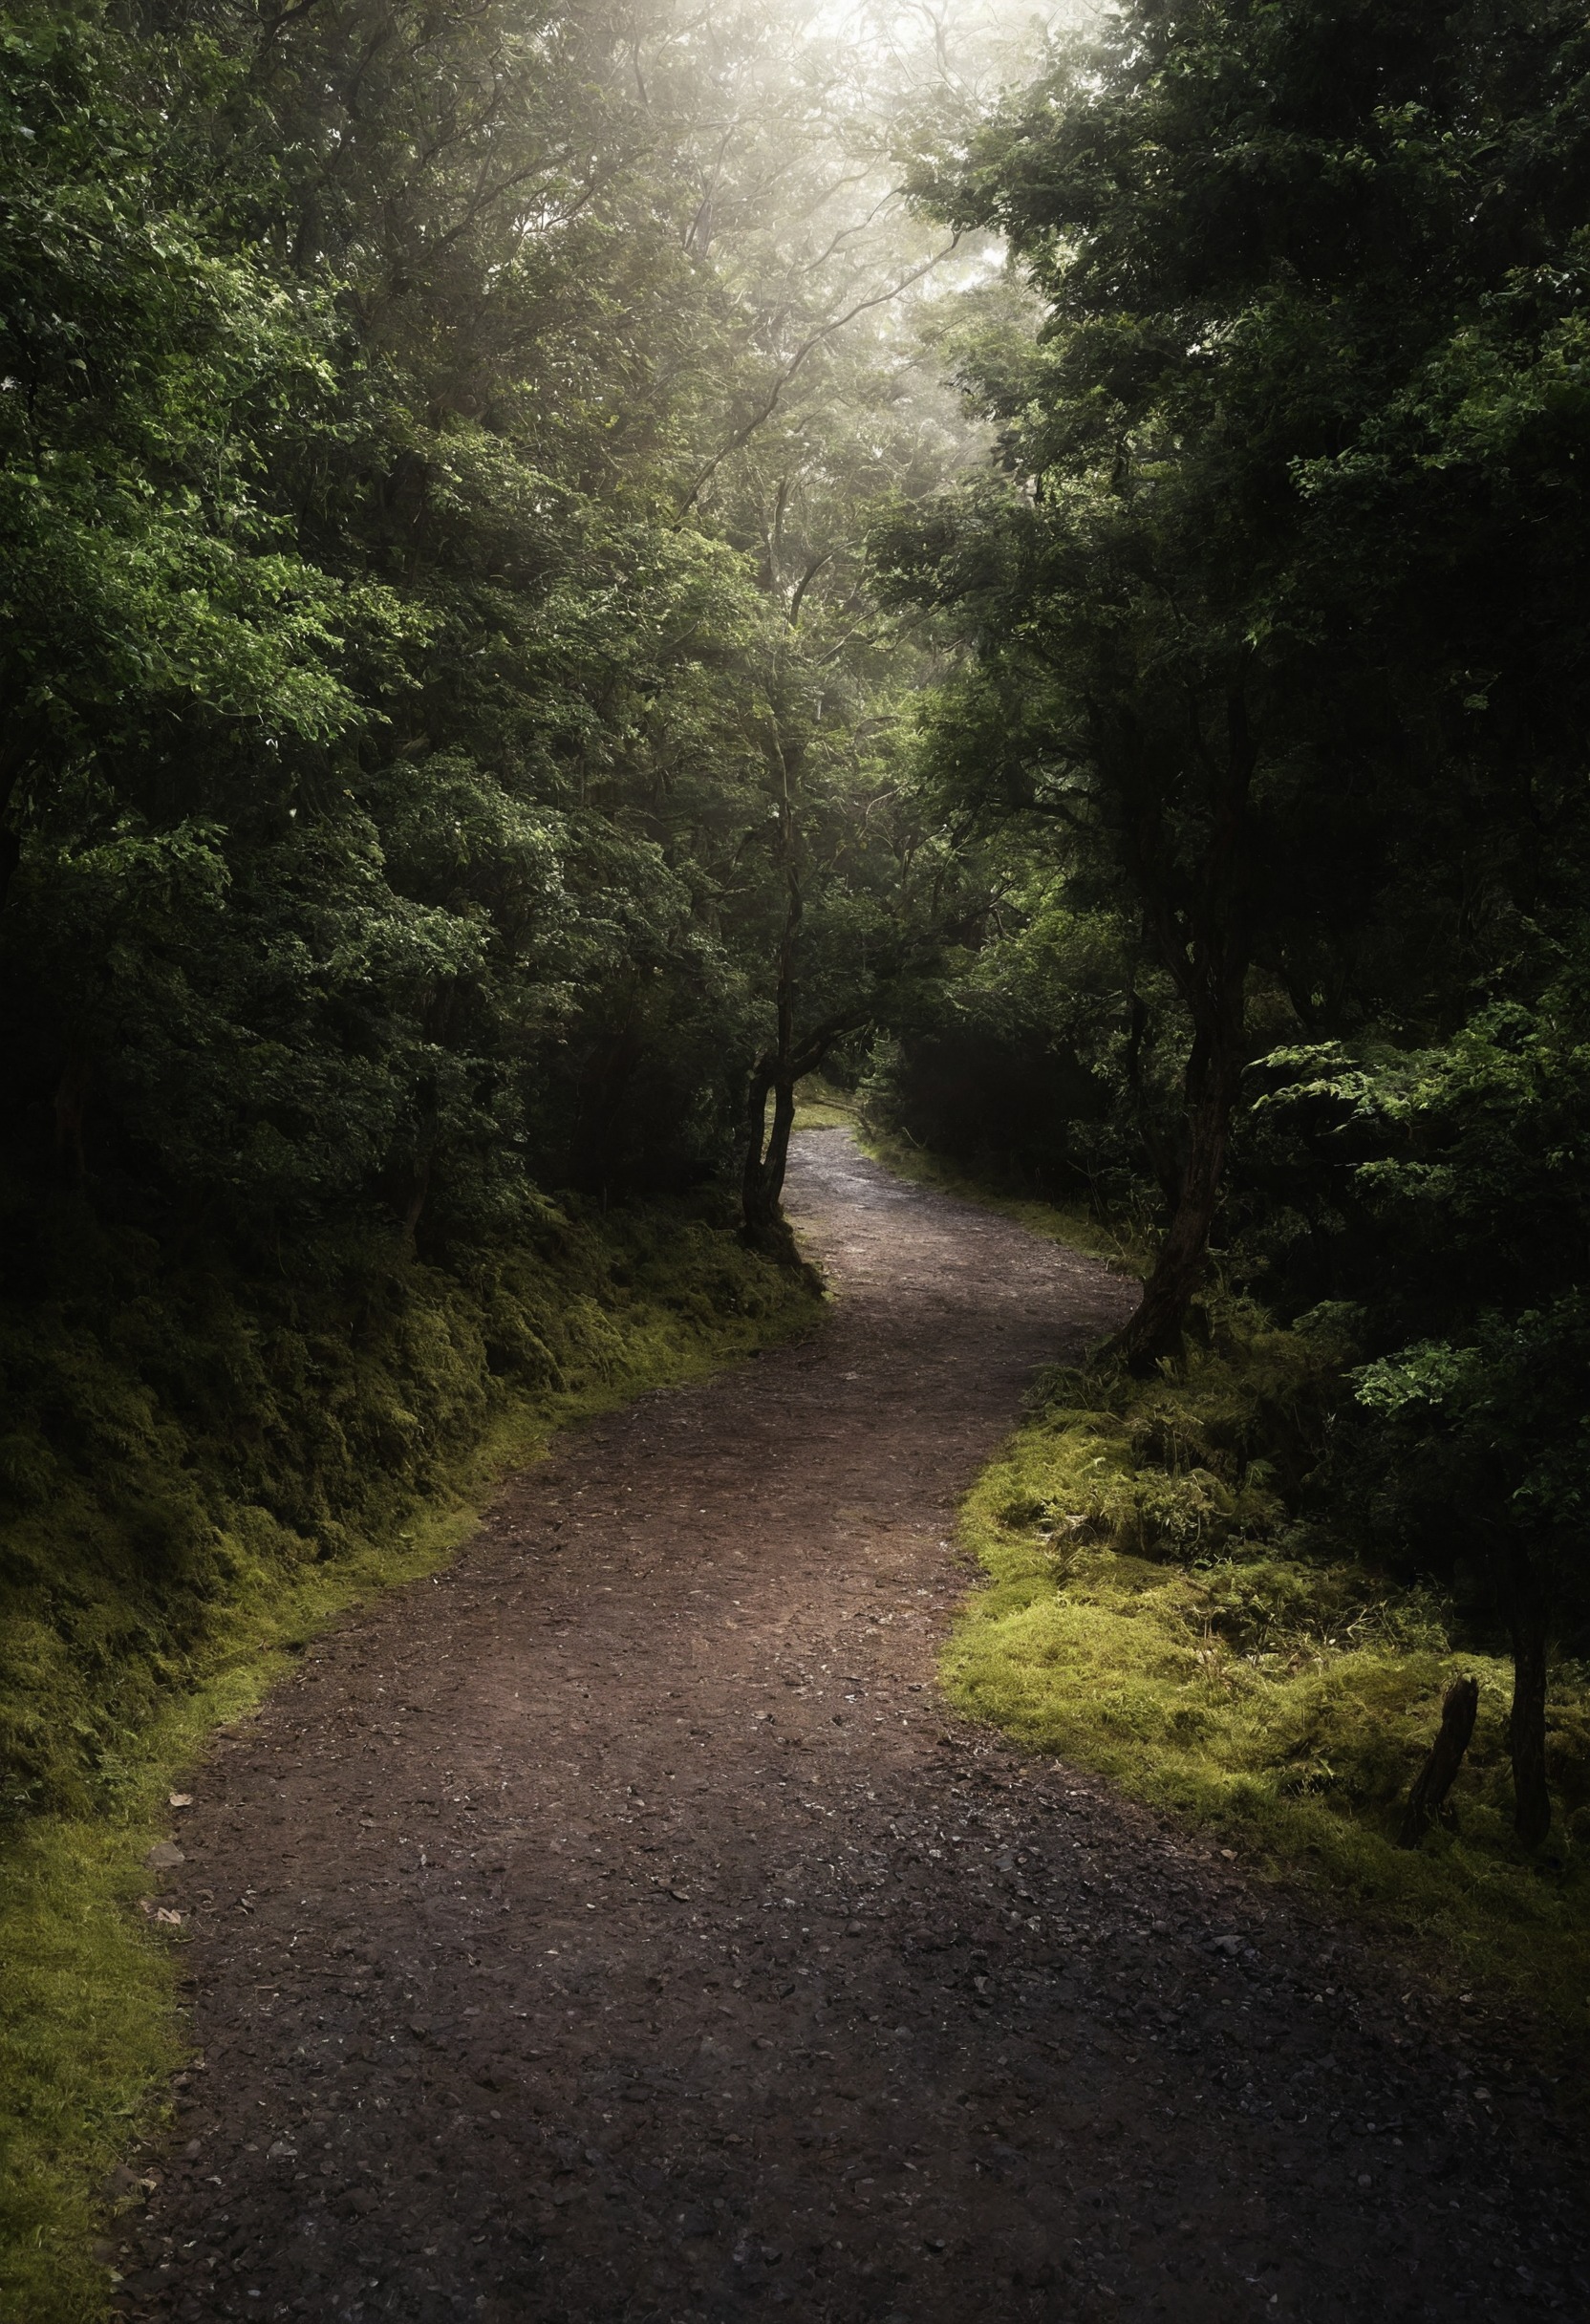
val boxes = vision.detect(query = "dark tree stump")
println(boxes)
[1398,1675,1480,1849]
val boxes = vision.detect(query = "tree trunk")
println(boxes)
[1124,991,1178,1207]
[398,1151,432,1241]
[1508,1554,1551,1847]
[741,715,805,1255]
[1398,1675,1479,1848]
[740,1014,867,1253]
[762,1076,798,1216]
[741,1060,796,1248]
[1105,685,1256,1374]
[383,1074,439,1241]
[741,1063,772,1230]
[1109,1002,1244,1373]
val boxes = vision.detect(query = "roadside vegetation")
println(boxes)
[943,1280,1590,2033]
[845,1081,1590,2024]
[858,0,1590,2008]
[0,1207,815,2322]
[8,0,1590,2303]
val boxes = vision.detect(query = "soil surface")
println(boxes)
[118,1133,1586,2323]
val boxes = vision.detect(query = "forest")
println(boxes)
[1,0,994,1825]
[3,0,1590,2316]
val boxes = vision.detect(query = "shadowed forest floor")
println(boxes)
[115,1134,1587,2321]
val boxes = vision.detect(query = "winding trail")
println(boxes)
[121,1134,1584,2323]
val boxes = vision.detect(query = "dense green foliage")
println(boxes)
[0,0,953,1244]
[0,0,1000,1828]
[875,0,1590,1844]
[8,0,1590,2285]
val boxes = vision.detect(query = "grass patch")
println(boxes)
[947,1305,1590,2037]
[0,1199,818,2324]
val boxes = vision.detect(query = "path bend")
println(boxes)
[119,1132,1584,2323]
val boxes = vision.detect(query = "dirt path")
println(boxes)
[120,1133,1584,2323]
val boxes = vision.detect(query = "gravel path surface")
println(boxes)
[118,1132,1586,2322]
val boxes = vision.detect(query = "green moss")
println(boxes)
[0,1200,818,2324]
[949,1322,1590,2036]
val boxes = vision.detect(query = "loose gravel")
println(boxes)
[115,1132,1587,2322]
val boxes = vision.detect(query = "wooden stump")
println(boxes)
[1398,1675,1479,1849]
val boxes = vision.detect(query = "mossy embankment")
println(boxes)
[948,1292,1590,2036]
[0,1193,818,2324]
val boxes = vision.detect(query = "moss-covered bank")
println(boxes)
[0,1194,817,2324]
[948,1300,1590,2037]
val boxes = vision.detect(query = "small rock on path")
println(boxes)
[120,1133,1585,2321]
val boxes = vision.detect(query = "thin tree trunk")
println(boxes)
[398,1151,432,1240]
[741,715,804,1251]
[1398,1675,1479,1848]
[741,1058,780,1237]
[1106,690,1256,1373]
[762,1076,798,1215]
[1110,1001,1244,1372]
[1508,1553,1551,1846]
[740,1070,803,1264]
[1124,989,1179,1209]
[741,1016,868,1250]
[384,1070,440,1240]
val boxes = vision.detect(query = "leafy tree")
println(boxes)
[0,0,1010,1265]
[1258,958,1590,1841]
[877,0,1590,1830]
[880,0,1590,1348]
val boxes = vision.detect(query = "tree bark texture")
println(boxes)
[741,1013,866,1253]
[1397,1675,1479,1848]
[738,714,867,1255]
[741,1063,791,1241]
[1106,688,1256,1374]
[1112,1014,1244,1372]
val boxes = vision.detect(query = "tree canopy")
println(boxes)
[0,0,999,1255]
